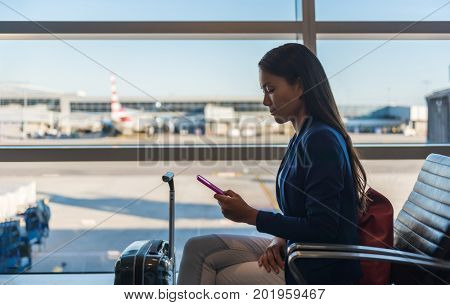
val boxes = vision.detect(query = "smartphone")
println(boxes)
[196,175,225,195]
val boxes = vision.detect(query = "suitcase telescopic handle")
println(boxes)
[162,171,176,284]
[162,171,174,191]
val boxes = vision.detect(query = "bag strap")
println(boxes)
[328,128,352,174]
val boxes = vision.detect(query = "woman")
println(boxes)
[177,43,368,285]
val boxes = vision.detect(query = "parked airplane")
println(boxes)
[55,75,180,136]
[104,75,158,135]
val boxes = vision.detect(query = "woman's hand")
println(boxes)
[214,190,259,225]
[258,237,286,273]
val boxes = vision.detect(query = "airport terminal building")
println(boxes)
[0,82,430,138]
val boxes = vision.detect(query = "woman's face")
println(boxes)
[259,69,304,124]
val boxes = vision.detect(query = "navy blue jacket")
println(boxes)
[256,116,362,284]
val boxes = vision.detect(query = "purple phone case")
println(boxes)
[196,175,225,195]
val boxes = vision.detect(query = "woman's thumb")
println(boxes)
[224,189,237,196]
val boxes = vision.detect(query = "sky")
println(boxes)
[0,0,449,106]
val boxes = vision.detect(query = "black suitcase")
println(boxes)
[114,172,176,285]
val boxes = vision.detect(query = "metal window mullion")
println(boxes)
[302,0,317,54]
[0,145,448,162]
[316,21,450,40]
[0,21,449,40]
[0,21,303,40]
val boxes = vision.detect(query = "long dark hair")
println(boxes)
[259,43,369,214]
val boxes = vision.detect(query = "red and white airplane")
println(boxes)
[108,75,159,135]
[109,75,135,135]
[57,75,165,136]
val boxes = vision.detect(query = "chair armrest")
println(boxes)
[287,243,450,285]
[287,243,436,262]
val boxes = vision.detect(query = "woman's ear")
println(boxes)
[295,77,304,96]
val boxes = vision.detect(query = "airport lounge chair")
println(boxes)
[287,153,450,284]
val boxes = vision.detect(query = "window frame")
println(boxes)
[0,0,449,160]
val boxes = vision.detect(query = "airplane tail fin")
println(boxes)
[110,75,122,115]
[110,75,131,122]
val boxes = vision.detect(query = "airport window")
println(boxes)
[0,0,301,21]
[0,159,430,273]
[317,40,450,143]
[0,0,449,278]
[3,38,445,145]
[1,39,302,144]
[316,0,450,21]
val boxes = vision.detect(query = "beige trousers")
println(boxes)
[177,234,285,285]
